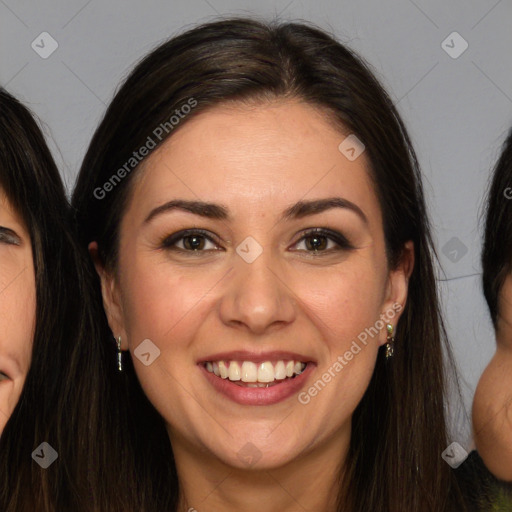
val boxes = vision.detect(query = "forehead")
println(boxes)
[126,100,382,224]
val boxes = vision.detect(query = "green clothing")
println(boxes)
[456,451,512,511]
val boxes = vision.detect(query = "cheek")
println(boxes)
[0,380,24,429]
[291,266,386,413]
[117,259,224,427]
[0,270,36,361]
[0,268,35,429]
[292,264,387,347]
[119,256,219,348]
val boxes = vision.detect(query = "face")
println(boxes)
[95,100,412,472]
[0,190,36,434]
[472,274,512,482]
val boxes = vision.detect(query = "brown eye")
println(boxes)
[304,234,329,251]
[292,228,354,254]
[182,234,208,251]
[161,229,221,253]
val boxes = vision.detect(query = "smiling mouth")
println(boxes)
[203,360,307,388]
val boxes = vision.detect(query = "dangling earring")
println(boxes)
[385,323,394,359]
[116,335,123,372]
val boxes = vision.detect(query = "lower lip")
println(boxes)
[199,363,314,405]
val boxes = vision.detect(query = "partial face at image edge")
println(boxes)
[0,189,36,434]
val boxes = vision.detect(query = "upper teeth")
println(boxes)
[205,360,306,383]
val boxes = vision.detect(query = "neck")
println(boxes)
[171,427,350,512]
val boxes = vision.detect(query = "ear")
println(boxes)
[88,241,128,350]
[378,240,414,346]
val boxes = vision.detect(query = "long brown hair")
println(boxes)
[71,17,473,511]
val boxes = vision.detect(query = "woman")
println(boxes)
[71,17,495,511]
[473,128,512,484]
[0,106,36,435]
[0,88,97,511]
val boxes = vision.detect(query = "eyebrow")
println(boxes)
[144,197,368,225]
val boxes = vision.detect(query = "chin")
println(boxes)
[208,429,306,471]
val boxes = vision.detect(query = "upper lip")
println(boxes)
[197,350,315,364]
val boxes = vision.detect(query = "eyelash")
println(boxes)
[0,230,20,246]
[160,228,354,255]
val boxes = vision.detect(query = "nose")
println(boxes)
[219,247,297,335]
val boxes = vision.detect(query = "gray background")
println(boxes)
[2,0,511,450]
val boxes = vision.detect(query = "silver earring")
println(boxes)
[116,336,123,372]
[385,323,394,359]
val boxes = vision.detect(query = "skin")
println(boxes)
[0,190,36,434]
[473,273,512,481]
[92,99,413,511]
